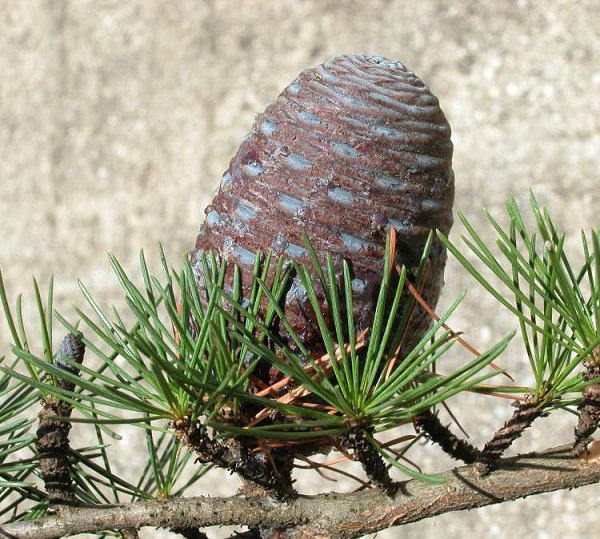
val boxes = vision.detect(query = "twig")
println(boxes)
[415,409,481,464]
[35,333,85,505]
[475,400,542,475]
[347,430,396,496]
[573,363,600,455]
[175,422,296,500]
[4,444,598,539]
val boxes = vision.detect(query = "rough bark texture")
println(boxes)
[3,444,599,539]
[348,430,395,496]
[34,333,86,505]
[415,409,481,464]
[175,423,296,501]
[475,401,542,474]
[573,364,600,455]
[35,399,77,506]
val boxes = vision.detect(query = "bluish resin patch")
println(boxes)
[298,110,322,125]
[351,278,367,293]
[339,233,371,252]
[284,243,309,258]
[279,193,304,213]
[287,83,302,96]
[328,187,355,204]
[236,202,258,221]
[260,118,277,136]
[376,174,409,190]
[243,161,265,176]
[232,244,257,266]
[220,170,233,190]
[331,141,361,159]
[205,210,223,227]
[287,153,312,170]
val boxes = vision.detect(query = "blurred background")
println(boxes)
[0,1,598,538]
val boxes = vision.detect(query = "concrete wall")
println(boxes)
[1,1,598,538]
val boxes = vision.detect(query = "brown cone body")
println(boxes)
[193,54,454,357]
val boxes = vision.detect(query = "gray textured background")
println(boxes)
[1,1,599,538]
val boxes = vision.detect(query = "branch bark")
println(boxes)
[2,444,599,539]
